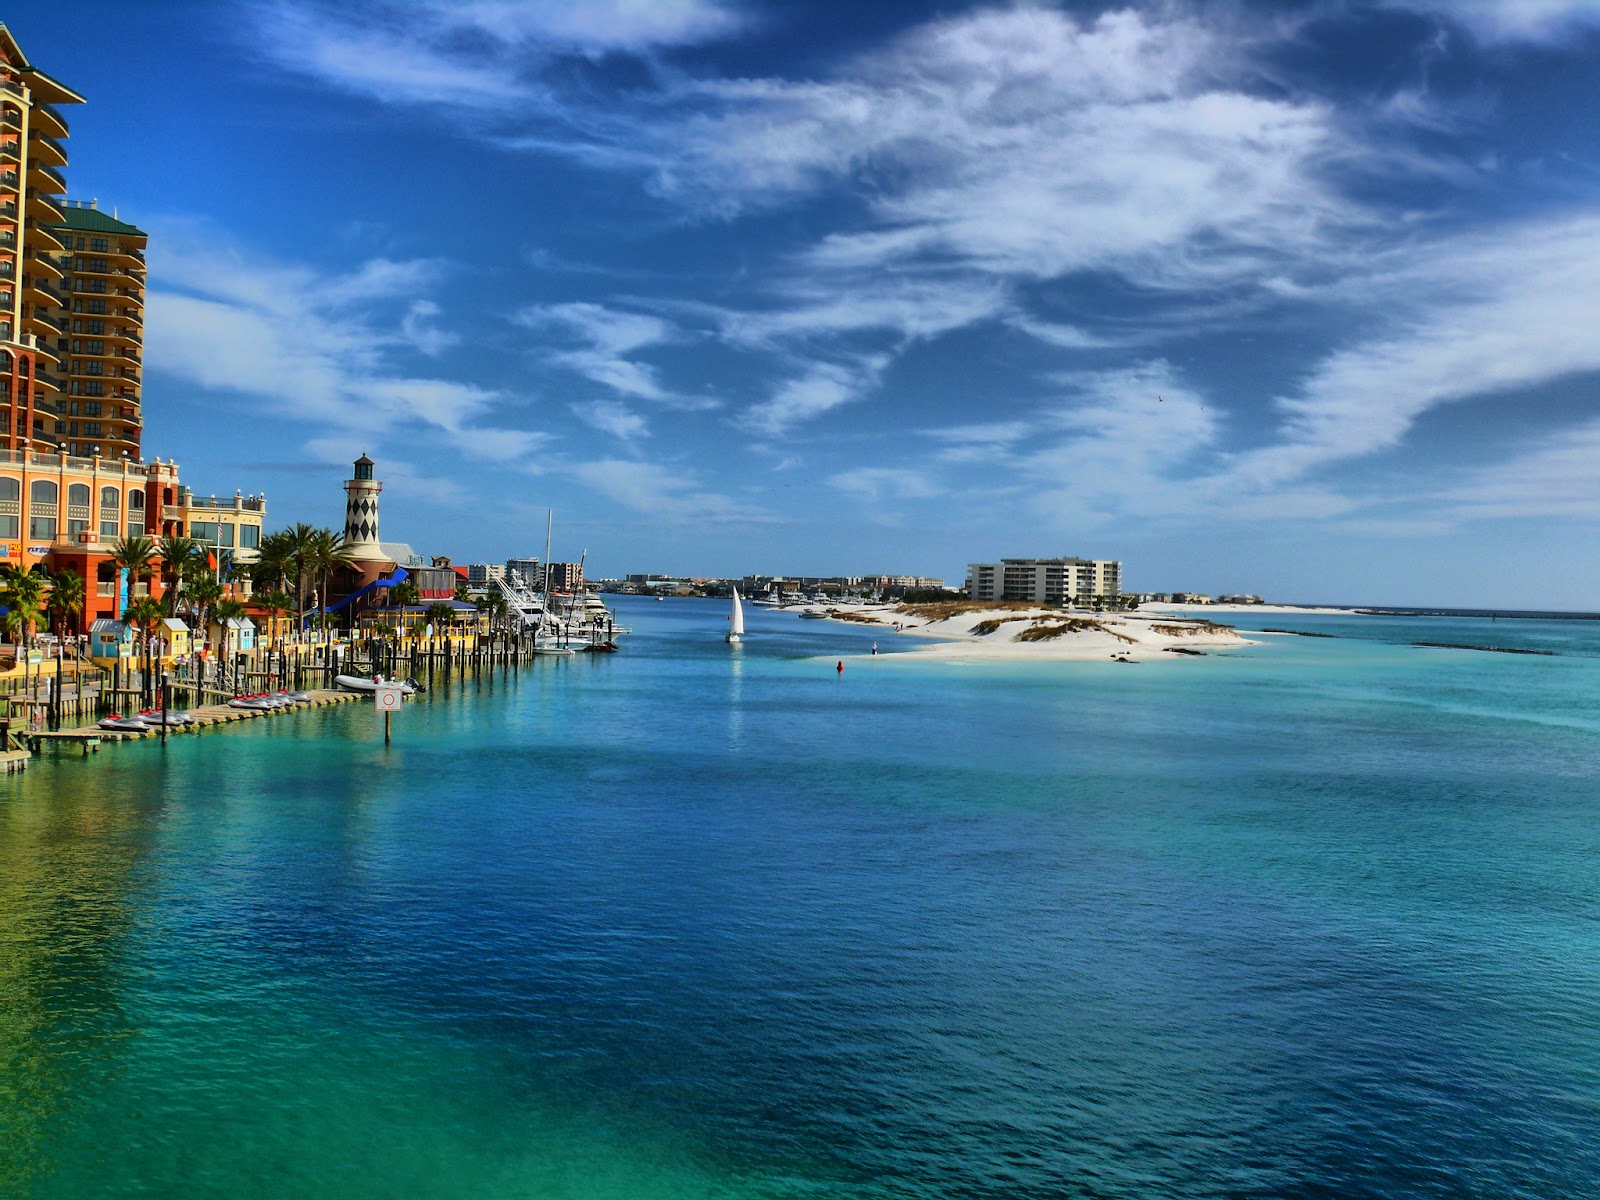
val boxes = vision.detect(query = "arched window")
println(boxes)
[66,483,90,536]
[0,476,17,540]
[28,480,57,540]
[100,486,120,539]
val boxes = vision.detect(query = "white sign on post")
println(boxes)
[374,684,404,713]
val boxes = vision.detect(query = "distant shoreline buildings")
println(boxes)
[966,557,1122,605]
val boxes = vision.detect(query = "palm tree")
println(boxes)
[110,534,159,601]
[476,591,508,636]
[121,594,164,707]
[185,575,223,634]
[254,529,296,596]
[1,565,48,700]
[308,528,357,644]
[46,568,85,641]
[285,522,322,636]
[255,589,295,647]
[425,601,455,638]
[157,534,204,615]
[389,579,420,609]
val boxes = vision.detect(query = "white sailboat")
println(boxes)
[532,509,576,656]
[726,587,745,644]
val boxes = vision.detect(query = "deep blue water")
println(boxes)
[3,596,1600,1198]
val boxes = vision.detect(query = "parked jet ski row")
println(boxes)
[96,689,314,732]
[226,690,313,710]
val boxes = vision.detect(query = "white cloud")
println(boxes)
[573,398,649,442]
[1441,417,1600,520]
[436,0,746,54]
[514,302,695,405]
[740,358,886,437]
[712,276,1009,348]
[828,467,941,503]
[568,457,759,523]
[145,232,537,463]
[401,300,457,356]
[1217,214,1600,494]
[1390,1,1600,45]
[250,0,744,112]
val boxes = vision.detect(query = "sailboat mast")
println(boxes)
[540,509,553,637]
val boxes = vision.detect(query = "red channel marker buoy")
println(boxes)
[836,660,844,674]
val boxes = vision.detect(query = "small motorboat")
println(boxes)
[98,714,151,732]
[334,674,419,695]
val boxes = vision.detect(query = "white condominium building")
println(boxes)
[967,557,1122,604]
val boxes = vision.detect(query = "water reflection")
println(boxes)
[727,649,744,749]
[0,767,159,1194]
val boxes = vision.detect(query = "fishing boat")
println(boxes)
[726,587,744,644]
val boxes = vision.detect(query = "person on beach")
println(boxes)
[871,642,878,655]
[836,661,844,674]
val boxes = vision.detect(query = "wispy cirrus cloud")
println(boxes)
[1440,417,1600,519]
[1216,214,1600,496]
[568,457,764,524]
[740,357,888,438]
[249,0,746,111]
[572,398,650,443]
[828,466,942,504]
[1388,0,1600,46]
[513,301,717,410]
[146,229,545,463]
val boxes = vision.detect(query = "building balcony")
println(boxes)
[33,102,68,139]
[27,134,67,170]
[0,202,16,220]
[24,277,67,307]
[28,161,67,198]
[26,248,64,280]
[25,310,65,334]
[26,222,64,251]
[27,192,62,222]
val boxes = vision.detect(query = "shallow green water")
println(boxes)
[4,599,1600,1197]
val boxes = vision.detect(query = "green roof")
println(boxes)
[55,204,146,237]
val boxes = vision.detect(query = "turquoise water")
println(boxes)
[5,597,1600,1198]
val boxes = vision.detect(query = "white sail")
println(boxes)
[727,587,745,642]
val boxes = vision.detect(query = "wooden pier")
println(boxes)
[22,689,364,755]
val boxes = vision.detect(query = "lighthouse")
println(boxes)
[342,453,385,561]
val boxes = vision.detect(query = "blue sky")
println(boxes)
[21,1,1600,605]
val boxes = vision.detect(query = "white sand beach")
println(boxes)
[792,602,1257,661]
